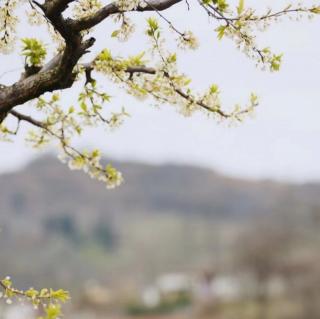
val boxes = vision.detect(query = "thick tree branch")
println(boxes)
[43,0,76,17]
[70,0,183,32]
[0,69,70,116]
[0,37,95,120]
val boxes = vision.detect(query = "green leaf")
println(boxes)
[237,0,245,15]
[216,25,227,40]
[111,30,120,38]
[310,6,320,14]
[21,38,46,66]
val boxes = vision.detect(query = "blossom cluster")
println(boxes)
[0,277,69,319]
[0,0,20,53]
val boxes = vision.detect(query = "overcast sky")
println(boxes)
[0,0,320,182]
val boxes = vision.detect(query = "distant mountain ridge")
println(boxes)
[0,155,319,221]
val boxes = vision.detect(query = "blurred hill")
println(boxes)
[1,156,320,219]
[0,156,320,292]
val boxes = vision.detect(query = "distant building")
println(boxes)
[141,273,192,308]
[141,271,245,308]
[194,271,243,304]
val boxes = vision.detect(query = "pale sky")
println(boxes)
[0,0,320,182]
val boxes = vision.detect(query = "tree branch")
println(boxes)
[82,62,156,84]
[9,110,46,128]
[126,66,156,75]
[0,37,95,121]
[70,0,183,32]
[43,0,76,16]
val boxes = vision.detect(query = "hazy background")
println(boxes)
[1,1,320,319]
